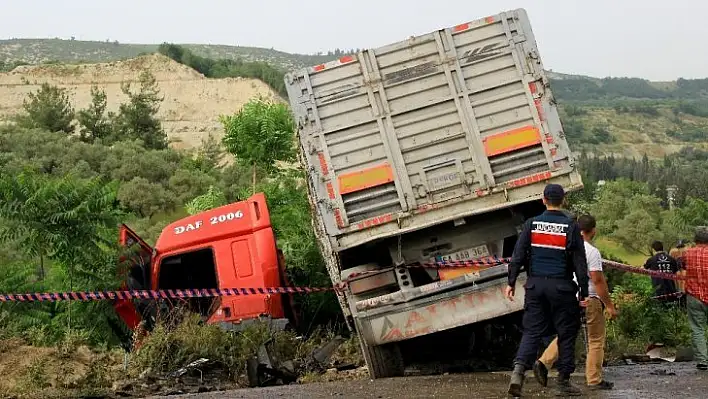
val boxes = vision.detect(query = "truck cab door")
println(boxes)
[114,224,155,331]
[119,224,153,289]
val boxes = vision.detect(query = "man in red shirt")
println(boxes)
[681,227,708,371]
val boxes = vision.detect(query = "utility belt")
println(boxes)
[527,273,575,282]
[526,260,574,282]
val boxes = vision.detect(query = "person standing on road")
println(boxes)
[679,227,708,371]
[505,184,589,397]
[533,214,618,390]
[644,241,680,302]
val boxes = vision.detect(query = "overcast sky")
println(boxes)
[1,0,705,80]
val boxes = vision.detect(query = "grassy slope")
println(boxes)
[594,237,647,266]
[560,105,708,158]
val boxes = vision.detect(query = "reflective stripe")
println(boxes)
[531,232,566,250]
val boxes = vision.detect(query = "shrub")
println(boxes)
[604,276,691,358]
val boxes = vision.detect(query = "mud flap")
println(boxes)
[360,340,405,379]
[356,316,404,379]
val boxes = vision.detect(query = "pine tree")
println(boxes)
[113,71,167,150]
[17,83,75,133]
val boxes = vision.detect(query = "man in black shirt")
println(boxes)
[644,241,679,301]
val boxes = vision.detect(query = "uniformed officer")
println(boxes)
[505,183,589,397]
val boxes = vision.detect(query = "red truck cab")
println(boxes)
[114,193,297,332]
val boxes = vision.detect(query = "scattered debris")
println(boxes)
[308,335,346,371]
[622,354,653,364]
[167,358,210,378]
[247,338,298,388]
[645,343,694,363]
[246,335,349,388]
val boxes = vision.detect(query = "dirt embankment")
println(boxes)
[0,338,124,398]
[0,54,278,150]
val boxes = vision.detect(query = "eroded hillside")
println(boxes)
[0,54,278,149]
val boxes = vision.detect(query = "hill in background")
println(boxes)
[2,38,707,157]
[0,53,277,149]
[0,38,336,73]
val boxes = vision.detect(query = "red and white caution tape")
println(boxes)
[0,257,686,303]
[0,287,335,303]
[601,260,686,281]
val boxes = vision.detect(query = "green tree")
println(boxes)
[592,180,663,255]
[102,141,181,184]
[221,97,296,191]
[0,172,124,345]
[167,168,218,205]
[113,71,167,150]
[0,172,119,284]
[16,83,75,133]
[193,133,225,172]
[0,172,123,341]
[185,186,228,215]
[661,197,708,247]
[117,176,173,218]
[77,86,113,143]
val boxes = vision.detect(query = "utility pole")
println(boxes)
[667,185,678,210]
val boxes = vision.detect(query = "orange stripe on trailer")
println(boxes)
[317,152,329,176]
[355,213,393,230]
[528,82,538,94]
[534,99,545,121]
[453,23,470,32]
[313,64,326,72]
[338,164,394,195]
[485,16,495,24]
[545,135,554,144]
[334,209,345,228]
[506,171,552,189]
[339,55,354,64]
[326,183,336,199]
[439,266,488,281]
[483,126,541,157]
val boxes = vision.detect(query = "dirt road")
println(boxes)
[166,363,704,398]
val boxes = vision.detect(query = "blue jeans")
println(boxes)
[687,295,708,364]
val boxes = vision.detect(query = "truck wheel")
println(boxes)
[361,340,404,379]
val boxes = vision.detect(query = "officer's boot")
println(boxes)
[508,363,526,397]
[555,374,582,397]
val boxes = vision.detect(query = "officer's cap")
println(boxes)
[543,183,565,202]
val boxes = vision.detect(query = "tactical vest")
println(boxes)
[528,210,574,279]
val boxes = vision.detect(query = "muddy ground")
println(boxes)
[166,363,706,399]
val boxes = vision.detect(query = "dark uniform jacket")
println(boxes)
[508,209,590,298]
[644,251,679,297]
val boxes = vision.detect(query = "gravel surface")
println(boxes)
[155,362,706,398]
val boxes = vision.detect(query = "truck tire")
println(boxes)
[361,340,404,379]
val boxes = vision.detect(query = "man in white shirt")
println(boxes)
[533,214,619,390]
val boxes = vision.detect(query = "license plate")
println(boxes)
[432,245,490,263]
[431,245,491,281]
